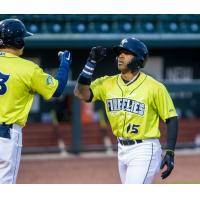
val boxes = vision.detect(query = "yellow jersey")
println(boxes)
[90,72,177,140]
[0,51,58,126]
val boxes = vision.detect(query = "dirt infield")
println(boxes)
[17,152,200,184]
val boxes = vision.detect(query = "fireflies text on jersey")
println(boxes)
[106,98,145,116]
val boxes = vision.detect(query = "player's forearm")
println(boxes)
[53,66,69,97]
[74,60,94,101]
[74,56,96,101]
[74,46,106,101]
[166,116,178,151]
[74,81,91,101]
[53,51,72,97]
[74,62,94,101]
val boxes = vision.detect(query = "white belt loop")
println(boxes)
[11,124,23,147]
[12,124,22,132]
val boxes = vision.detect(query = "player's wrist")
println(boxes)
[85,60,96,69]
[165,149,175,157]
[78,75,91,85]
[79,61,96,80]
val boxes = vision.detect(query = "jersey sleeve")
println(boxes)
[154,83,178,122]
[90,76,108,102]
[30,65,58,100]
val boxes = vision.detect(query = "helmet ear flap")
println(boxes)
[134,56,144,68]
[127,56,144,71]
[13,37,24,49]
[0,37,24,49]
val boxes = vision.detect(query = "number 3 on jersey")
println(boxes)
[0,71,10,95]
[127,123,140,134]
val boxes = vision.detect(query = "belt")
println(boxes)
[118,139,143,146]
[0,123,13,139]
[0,123,13,128]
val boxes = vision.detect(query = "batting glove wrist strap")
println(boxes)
[166,149,175,157]
[78,74,91,85]
[80,61,96,79]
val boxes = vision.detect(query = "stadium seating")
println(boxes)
[0,14,199,34]
[22,119,200,154]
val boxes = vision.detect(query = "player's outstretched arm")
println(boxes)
[74,46,106,101]
[160,116,178,179]
[53,50,72,97]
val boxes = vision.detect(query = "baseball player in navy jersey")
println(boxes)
[74,38,178,184]
[0,18,72,183]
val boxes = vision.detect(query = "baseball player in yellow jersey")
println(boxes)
[0,19,72,184]
[74,37,178,184]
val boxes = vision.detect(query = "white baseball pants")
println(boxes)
[118,139,162,184]
[0,124,22,184]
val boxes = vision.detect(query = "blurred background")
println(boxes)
[1,14,200,156]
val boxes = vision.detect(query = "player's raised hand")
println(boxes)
[88,46,106,64]
[160,150,174,179]
[58,50,72,68]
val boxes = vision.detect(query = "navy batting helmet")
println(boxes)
[0,19,33,49]
[112,37,148,70]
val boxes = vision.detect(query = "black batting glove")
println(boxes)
[87,46,106,64]
[79,46,106,85]
[160,150,174,179]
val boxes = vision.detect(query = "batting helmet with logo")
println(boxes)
[0,19,33,49]
[112,37,148,70]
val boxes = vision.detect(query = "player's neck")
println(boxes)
[121,70,140,82]
[0,48,23,56]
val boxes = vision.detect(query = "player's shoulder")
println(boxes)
[15,57,42,76]
[144,73,166,89]
[93,74,118,84]
[17,57,39,69]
